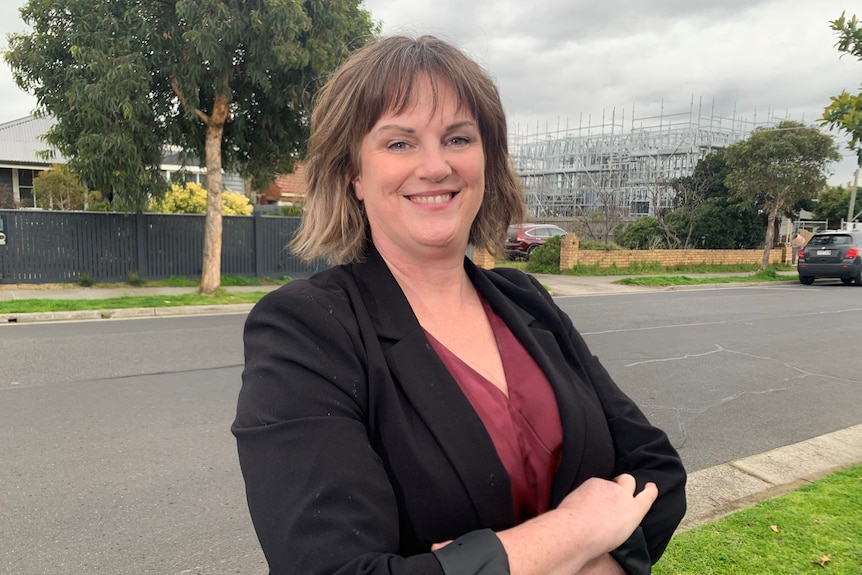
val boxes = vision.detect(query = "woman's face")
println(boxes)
[353,77,485,262]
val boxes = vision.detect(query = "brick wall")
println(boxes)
[472,236,787,271]
[561,234,786,269]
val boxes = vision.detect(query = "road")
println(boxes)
[1,282,860,574]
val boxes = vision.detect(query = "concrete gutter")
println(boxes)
[680,423,862,531]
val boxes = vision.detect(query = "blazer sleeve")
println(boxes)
[231,285,446,575]
[529,274,687,566]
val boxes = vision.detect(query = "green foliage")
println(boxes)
[148,183,252,215]
[274,204,304,217]
[76,272,95,287]
[724,120,839,268]
[616,217,667,249]
[577,240,621,250]
[822,12,862,166]
[125,271,146,286]
[5,0,378,205]
[32,165,93,210]
[525,235,563,273]
[813,185,862,227]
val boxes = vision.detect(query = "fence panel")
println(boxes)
[0,210,322,284]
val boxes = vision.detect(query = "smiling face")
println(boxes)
[352,77,486,263]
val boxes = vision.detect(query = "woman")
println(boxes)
[232,35,686,575]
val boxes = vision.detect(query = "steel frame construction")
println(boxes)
[510,100,782,219]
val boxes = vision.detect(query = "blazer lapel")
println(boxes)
[468,264,599,506]
[350,247,515,528]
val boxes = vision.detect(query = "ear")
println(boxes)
[352,176,364,201]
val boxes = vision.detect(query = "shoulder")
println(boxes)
[472,264,553,305]
[246,264,360,331]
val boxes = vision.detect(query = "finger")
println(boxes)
[636,481,659,501]
[431,540,452,551]
[633,482,659,512]
[613,473,636,493]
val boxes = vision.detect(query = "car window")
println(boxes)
[549,228,566,237]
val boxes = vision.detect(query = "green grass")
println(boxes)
[0,291,269,314]
[615,268,794,287]
[655,464,862,575]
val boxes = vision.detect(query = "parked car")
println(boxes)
[797,230,862,285]
[505,223,567,259]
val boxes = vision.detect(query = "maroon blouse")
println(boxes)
[425,300,563,522]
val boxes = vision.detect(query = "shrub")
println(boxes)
[125,271,146,286]
[148,182,253,215]
[579,239,622,250]
[525,235,563,273]
[76,272,95,287]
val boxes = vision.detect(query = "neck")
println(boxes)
[376,242,476,318]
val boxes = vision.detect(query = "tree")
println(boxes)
[32,164,96,210]
[5,1,377,293]
[5,1,170,211]
[667,150,764,250]
[813,185,862,228]
[148,182,252,215]
[822,12,862,167]
[724,120,839,270]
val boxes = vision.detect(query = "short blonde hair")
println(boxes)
[291,35,524,264]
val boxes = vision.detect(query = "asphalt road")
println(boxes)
[1,282,860,574]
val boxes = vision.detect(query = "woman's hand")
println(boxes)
[495,473,657,575]
[556,474,657,555]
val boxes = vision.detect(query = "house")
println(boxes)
[0,115,55,207]
[259,162,307,205]
[0,115,245,208]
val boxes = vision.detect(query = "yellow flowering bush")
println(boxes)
[148,182,252,215]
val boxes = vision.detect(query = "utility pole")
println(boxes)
[849,168,859,230]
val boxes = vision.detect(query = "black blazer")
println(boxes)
[232,247,686,575]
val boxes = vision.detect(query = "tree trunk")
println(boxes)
[761,202,782,271]
[199,92,230,295]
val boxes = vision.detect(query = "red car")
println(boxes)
[505,223,567,259]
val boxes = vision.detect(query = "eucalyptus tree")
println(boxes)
[724,120,839,270]
[6,0,377,293]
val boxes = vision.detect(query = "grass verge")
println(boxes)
[615,268,794,287]
[0,291,268,314]
[655,464,862,575]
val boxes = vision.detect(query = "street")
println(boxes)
[1,282,860,573]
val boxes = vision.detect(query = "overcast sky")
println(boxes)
[2,0,861,183]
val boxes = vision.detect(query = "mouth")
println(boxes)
[408,192,456,205]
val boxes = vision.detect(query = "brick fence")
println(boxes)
[558,235,786,269]
[473,235,787,270]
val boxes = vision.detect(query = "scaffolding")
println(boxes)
[510,98,784,220]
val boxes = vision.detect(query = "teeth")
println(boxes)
[410,193,453,204]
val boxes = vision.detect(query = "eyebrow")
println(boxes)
[374,120,478,134]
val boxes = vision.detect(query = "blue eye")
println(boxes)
[447,136,470,146]
[388,141,409,151]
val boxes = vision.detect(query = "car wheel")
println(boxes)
[526,245,539,258]
[799,275,815,285]
[855,269,862,286]
[841,277,853,285]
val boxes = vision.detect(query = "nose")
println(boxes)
[414,145,452,182]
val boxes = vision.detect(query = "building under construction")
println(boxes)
[510,100,782,221]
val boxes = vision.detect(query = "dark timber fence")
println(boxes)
[0,209,325,284]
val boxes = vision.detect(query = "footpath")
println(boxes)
[1,272,860,532]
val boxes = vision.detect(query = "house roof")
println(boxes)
[262,163,306,203]
[0,115,64,166]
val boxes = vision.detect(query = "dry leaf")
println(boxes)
[770,525,779,533]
